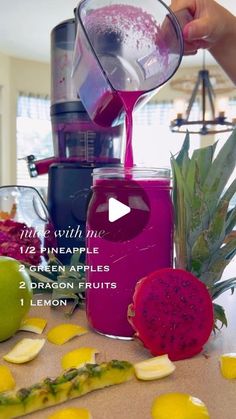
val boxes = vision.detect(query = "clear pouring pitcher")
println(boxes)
[72,0,184,127]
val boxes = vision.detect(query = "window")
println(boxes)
[16,93,53,191]
[133,101,200,168]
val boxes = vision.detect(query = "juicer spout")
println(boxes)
[25,155,58,178]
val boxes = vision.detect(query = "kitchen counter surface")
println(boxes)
[0,262,235,419]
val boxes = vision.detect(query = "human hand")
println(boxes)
[171,0,236,55]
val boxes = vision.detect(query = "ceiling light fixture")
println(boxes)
[170,52,236,135]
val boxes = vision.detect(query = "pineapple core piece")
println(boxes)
[0,360,134,419]
[47,324,88,345]
[220,353,236,379]
[48,407,92,419]
[0,365,15,392]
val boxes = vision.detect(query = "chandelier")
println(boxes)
[170,52,236,135]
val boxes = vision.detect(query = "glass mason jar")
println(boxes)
[86,167,173,339]
[0,186,54,265]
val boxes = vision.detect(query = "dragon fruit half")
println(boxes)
[128,268,214,361]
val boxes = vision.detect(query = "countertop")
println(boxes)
[0,262,235,419]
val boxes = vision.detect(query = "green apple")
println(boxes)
[0,256,32,342]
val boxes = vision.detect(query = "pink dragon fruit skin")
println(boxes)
[0,220,41,265]
[128,268,214,361]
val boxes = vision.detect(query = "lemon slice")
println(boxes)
[151,393,210,419]
[61,347,99,370]
[47,324,88,345]
[220,353,236,379]
[3,338,45,364]
[48,407,92,419]
[19,317,47,334]
[0,365,15,392]
[134,355,175,380]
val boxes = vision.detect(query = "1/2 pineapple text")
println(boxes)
[20,246,99,255]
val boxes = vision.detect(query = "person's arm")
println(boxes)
[171,0,236,84]
[209,20,236,85]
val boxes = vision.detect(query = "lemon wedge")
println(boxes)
[47,324,88,345]
[134,355,175,380]
[0,365,15,392]
[48,407,92,419]
[151,393,210,419]
[19,317,47,334]
[61,347,99,370]
[220,353,236,379]
[3,338,45,364]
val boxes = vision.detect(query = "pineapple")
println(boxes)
[0,360,134,419]
[171,130,236,328]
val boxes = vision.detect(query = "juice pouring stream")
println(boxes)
[117,91,144,169]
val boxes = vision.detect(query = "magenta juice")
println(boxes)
[86,168,173,338]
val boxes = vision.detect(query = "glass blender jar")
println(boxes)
[72,0,184,127]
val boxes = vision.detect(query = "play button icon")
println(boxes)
[87,177,151,242]
[108,198,131,222]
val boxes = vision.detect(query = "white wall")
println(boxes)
[0,52,11,185]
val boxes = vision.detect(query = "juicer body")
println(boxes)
[28,18,122,261]
[47,163,93,263]
[47,101,122,263]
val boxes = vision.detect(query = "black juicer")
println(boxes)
[27,19,122,262]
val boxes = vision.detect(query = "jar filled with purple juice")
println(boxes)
[86,167,173,339]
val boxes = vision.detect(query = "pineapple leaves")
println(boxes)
[171,156,191,269]
[226,208,236,236]
[210,278,236,300]
[213,303,228,329]
[203,129,236,216]
[172,130,236,329]
[175,131,190,168]
[200,238,236,288]
[190,141,217,185]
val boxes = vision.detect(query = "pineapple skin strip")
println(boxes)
[0,361,134,419]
